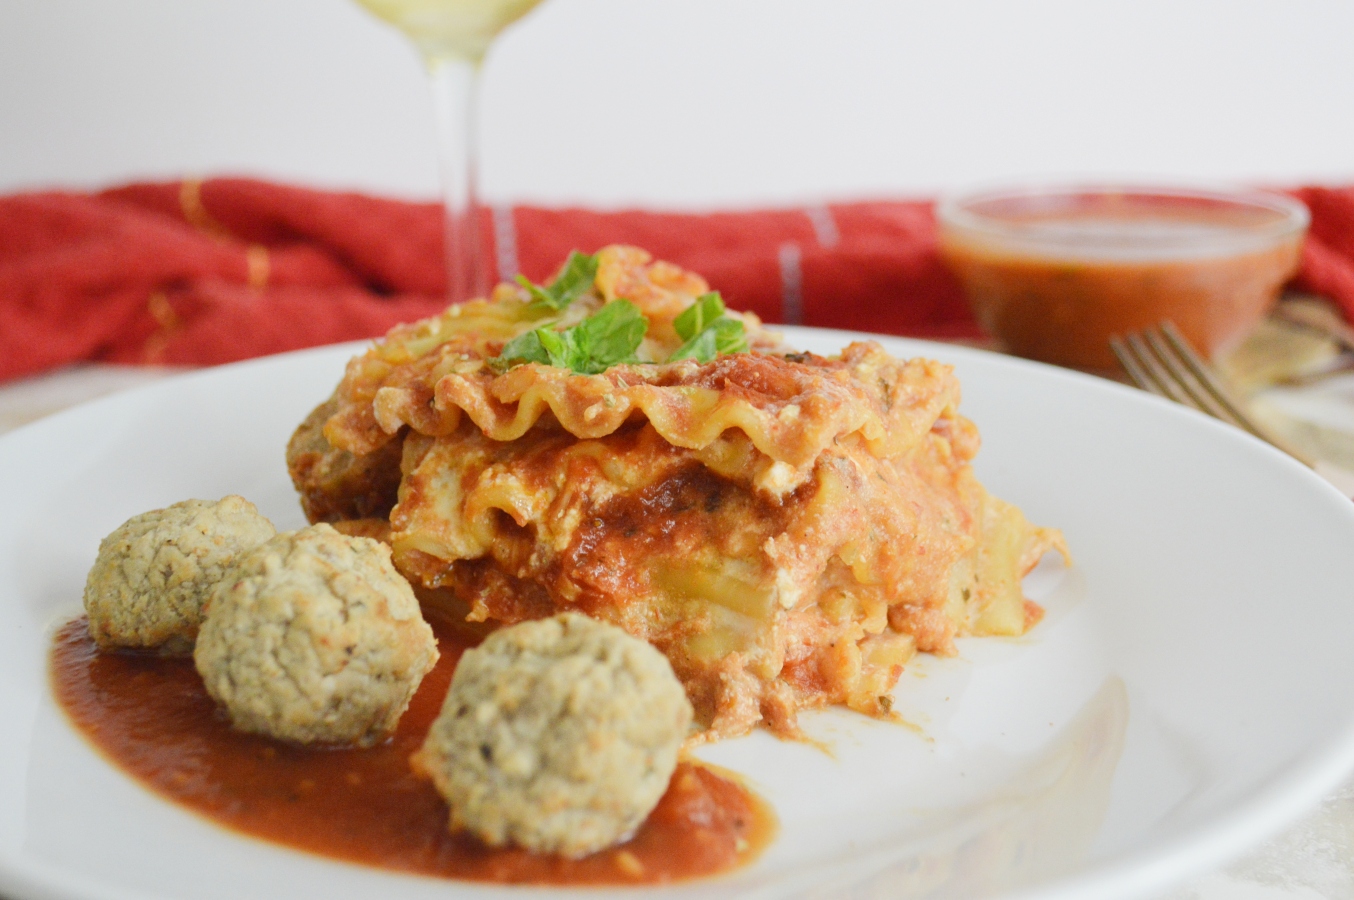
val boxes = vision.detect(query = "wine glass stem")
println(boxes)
[427,55,484,304]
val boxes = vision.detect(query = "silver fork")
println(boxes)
[1109,321,1316,467]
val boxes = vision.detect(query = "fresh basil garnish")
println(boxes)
[492,300,648,375]
[668,292,748,362]
[515,251,599,313]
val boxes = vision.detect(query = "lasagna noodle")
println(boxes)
[322,245,784,458]
[288,244,1066,741]
[384,365,1054,739]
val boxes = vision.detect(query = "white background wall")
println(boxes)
[2,0,1353,208]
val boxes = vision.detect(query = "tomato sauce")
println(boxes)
[937,191,1307,370]
[49,612,774,885]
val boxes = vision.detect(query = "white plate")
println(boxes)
[3,328,1354,900]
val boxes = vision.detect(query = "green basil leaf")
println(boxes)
[491,299,647,374]
[490,330,550,372]
[537,328,576,367]
[514,275,555,308]
[668,328,718,363]
[709,317,749,356]
[673,292,726,341]
[573,300,647,373]
[516,251,599,312]
[668,294,747,363]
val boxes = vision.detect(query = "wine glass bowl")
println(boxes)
[355,0,542,62]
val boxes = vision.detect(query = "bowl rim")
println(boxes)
[935,182,1310,259]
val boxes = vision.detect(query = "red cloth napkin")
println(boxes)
[3,178,1353,384]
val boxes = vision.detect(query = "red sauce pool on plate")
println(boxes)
[49,611,774,885]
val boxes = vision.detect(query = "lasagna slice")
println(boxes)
[288,245,1066,741]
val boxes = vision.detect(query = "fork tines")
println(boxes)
[1110,321,1314,467]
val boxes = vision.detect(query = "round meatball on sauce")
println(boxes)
[194,524,438,747]
[412,612,693,858]
[83,496,276,655]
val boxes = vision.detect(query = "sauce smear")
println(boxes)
[50,613,774,885]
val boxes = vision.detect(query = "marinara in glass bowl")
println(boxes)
[936,185,1309,370]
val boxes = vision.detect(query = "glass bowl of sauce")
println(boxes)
[936,185,1309,369]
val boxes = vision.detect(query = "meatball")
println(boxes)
[83,496,276,655]
[412,612,693,858]
[194,524,438,747]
